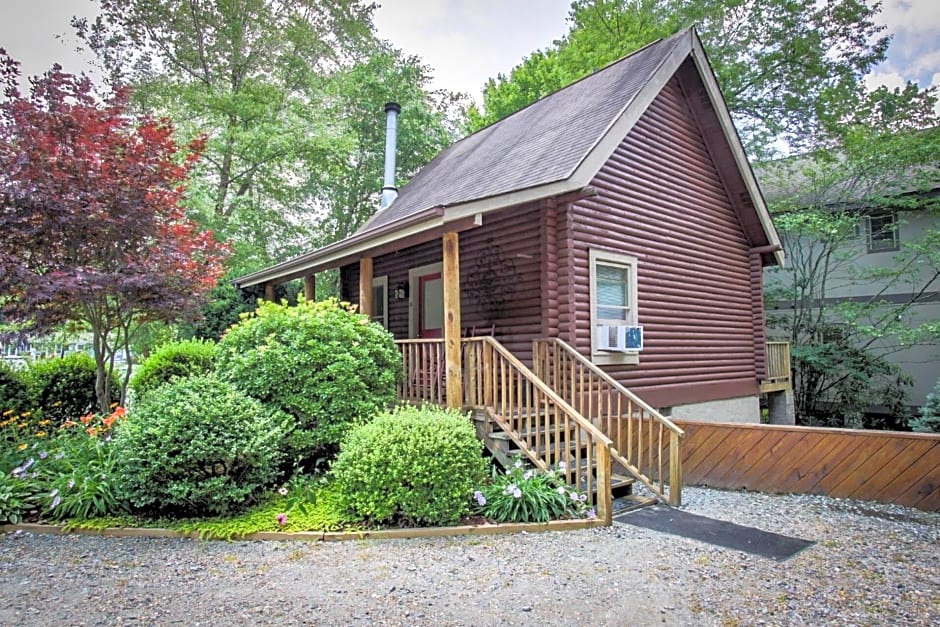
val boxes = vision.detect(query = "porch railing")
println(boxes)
[532,338,684,506]
[397,339,446,405]
[764,341,791,382]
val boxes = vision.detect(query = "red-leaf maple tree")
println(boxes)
[0,52,229,411]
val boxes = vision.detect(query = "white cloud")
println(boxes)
[864,70,908,91]
[876,0,940,34]
[374,0,570,102]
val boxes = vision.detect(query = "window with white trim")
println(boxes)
[589,249,639,365]
[865,213,899,253]
[371,276,388,329]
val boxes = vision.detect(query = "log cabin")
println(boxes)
[234,28,790,513]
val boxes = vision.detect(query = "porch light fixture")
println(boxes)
[395,283,408,300]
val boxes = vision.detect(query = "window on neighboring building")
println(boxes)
[589,249,639,365]
[865,213,899,253]
[372,276,388,329]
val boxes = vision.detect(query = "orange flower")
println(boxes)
[79,414,94,425]
[102,416,115,427]
[112,406,127,418]
[86,427,99,437]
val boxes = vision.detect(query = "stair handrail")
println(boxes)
[462,336,615,524]
[538,338,684,437]
[533,337,684,506]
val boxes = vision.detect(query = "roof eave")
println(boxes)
[232,206,446,288]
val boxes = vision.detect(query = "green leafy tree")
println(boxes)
[467,0,894,157]
[75,1,460,276]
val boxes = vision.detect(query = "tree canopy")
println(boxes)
[466,0,910,158]
[74,0,461,276]
[0,53,228,410]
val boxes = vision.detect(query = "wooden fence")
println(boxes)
[675,421,939,511]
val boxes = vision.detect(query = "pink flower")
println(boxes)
[276,513,288,527]
[278,487,288,496]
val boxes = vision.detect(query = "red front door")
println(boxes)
[417,271,443,338]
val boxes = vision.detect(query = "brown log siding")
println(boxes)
[343,74,765,411]
[559,76,761,407]
[341,203,544,359]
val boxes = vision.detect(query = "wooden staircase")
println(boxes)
[470,407,658,512]
[397,336,683,522]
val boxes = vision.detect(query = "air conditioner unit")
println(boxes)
[597,325,643,352]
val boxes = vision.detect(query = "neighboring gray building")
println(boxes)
[760,155,939,410]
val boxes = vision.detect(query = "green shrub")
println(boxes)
[113,374,288,517]
[216,298,401,459]
[27,353,116,424]
[0,361,30,415]
[474,457,593,523]
[331,406,486,526]
[911,379,940,433]
[129,339,216,399]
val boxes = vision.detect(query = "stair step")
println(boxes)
[613,494,659,514]
[489,423,577,442]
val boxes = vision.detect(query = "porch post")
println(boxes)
[264,283,275,302]
[359,257,373,317]
[304,274,316,302]
[443,231,463,408]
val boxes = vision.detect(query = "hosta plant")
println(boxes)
[474,457,594,523]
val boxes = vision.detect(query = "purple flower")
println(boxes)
[523,470,534,480]
[49,488,59,498]
[278,487,289,496]
[276,513,288,527]
[55,452,65,460]
[503,483,518,496]
[50,495,62,510]
[569,491,579,501]
[514,459,523,469]
[67,479,75,490]
[578,494,587,502]
[512,487,522,499]
[557,486,566,495]
[586,508,597,520]
[557,461,567,471]
[39,451,48,460]
[473,491,486,506]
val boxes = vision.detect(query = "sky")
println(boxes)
[0,0,938,110]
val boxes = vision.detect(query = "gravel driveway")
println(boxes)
[1,487,937,626]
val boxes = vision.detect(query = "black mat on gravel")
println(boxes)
[614,504,814,561]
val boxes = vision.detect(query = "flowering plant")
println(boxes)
[473,456,595,523]
[62,405,126,439]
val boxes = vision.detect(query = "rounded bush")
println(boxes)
[332,406,486,526]
[27,353,116,424]
[113,374,287,517]
[0,361,30,415]
[215,298,401,458]
[130,339,216,399]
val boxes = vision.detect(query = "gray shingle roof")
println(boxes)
[358,30,687,233]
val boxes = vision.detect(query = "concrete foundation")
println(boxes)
[665,395,761,424]
[766,388,796,425]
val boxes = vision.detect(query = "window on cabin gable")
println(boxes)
[589,249,639,365]
[865,212,899,253]
[371,276,388,329]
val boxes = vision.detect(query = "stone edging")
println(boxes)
[1,518,604,542]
